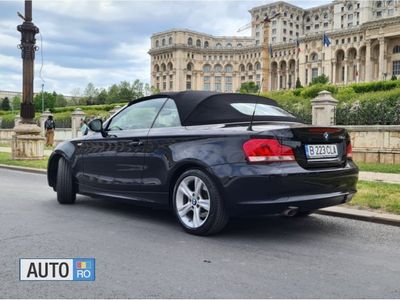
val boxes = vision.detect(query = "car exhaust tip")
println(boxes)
[282,206,299,217]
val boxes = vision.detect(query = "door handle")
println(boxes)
[128,140,143,146]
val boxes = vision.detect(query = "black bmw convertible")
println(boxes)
[48,91,358,235]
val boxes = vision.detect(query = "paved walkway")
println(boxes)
[0,146,53,156]
[0,146,399,184]
[358,171,400,184]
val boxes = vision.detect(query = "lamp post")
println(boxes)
[17,0,39,123]
[12,0,44,160]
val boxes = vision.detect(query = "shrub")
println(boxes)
[300,84,338,99]
[310,74,329,85]
[0,114,15,129]
[349,80,399,94]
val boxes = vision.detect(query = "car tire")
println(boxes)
[172,169,229,236]
[56,157,76,204]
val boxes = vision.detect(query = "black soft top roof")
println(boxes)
[130,91,298,126]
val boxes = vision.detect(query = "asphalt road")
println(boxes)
[1,169,399,298]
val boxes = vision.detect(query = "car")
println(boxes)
[47,91,358,235]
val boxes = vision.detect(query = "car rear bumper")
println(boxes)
[210,160,358,216]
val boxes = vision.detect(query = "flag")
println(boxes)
[269,44,273,57]
[323,33,331,47]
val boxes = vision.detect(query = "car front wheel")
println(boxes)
[173,169,228,235]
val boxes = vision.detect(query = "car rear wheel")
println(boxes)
[56,157,76,204]
[173,169,228,235]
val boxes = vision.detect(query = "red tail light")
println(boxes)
[243,139,295,163]
[346,141,353,159]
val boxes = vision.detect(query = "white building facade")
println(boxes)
[149,0,400,92]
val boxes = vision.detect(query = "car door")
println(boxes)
[141,99,184,205]
[80,98,168,200]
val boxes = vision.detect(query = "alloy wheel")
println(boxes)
[175,175,211,228]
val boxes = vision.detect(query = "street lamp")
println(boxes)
[11,0,45,160]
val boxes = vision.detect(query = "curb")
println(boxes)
[1,164,400,227]
[0,164,46,175]
[317,206,400,227]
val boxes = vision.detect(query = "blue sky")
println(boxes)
[0,0,329,96]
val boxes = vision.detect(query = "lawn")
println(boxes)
[0,152,48,169]
[348,180,400,214]
[356,162,400,174]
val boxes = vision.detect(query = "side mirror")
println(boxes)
[88,118,107,137]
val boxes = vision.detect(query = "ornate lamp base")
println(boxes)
[11,123,45,160]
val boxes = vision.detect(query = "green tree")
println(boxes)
[310,74,329,85]
[239,81,259,94]
[96,89,108,104]
[84,82,99,105]
[106,84,120,104]
[11,96,21,111]
[1,97,11,111]
[391,74,398,81]
[55,94,67,107]
[118,81,134,102]
[132,79,144,99]
[295,77,303,89]
[151,86,160,95]
[33,92,56,111]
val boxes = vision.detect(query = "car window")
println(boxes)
[107,98,167,131]
[152,99,181,128]
[230,103,294,118]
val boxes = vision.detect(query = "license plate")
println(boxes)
[305,144,338,159]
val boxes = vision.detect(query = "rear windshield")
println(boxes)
[183,94,299,125]
[231,103,294,118]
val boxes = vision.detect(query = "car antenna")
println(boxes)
[247,78,263,131]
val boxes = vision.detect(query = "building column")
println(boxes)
[285,67,289,89]
[365,40,372,82]
[331,60,336,84]
[378,37,385,81]
[356,58,360,83]
[344,60,348,84]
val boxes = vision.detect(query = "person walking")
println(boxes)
[44,115,56,147]
[80,118,89,136]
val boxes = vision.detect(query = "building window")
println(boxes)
[226,43,232,49]
[311,52,318,62]
[204,41,209,48]
[215,76,222,92]
[216,43,222,49]
[311,68,318,80]
[169,81,173,90]
[237,43,243,48]
[196,39,201,47]
[393,45,400,54]
[393,61,400,75]
[163,82,167,90]
[186,75,192,90]
[162,39,166,46]
[187,37,193,46]
[155,40,159,47]
[203,76,210,91]
[272,29,277,34]
[225,76,232,92]
[225,64,233,73]
[214,64,223,72]
[376,11,382,17]
[324,22,328,27]
[203,64,211,72]
[168,37,172,45]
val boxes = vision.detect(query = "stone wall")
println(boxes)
[344,125,400,164]
[0,128,74,145]
[0,125,399,164]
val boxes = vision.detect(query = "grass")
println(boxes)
[348,180,400,214]
[0,142,11,147]
[356,162,400,174]
[0,152,48,169]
